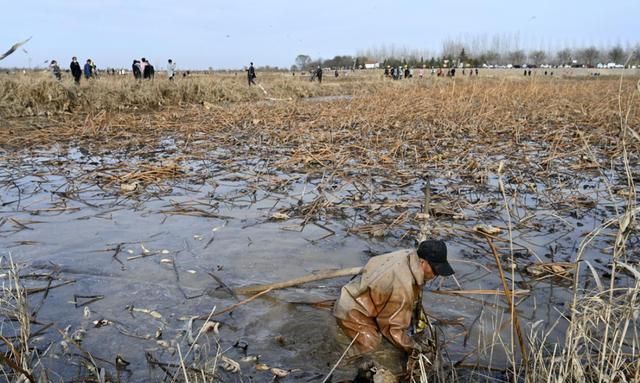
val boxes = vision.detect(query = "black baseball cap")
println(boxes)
[417,240,455,276]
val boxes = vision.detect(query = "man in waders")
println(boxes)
[333,240,454,354]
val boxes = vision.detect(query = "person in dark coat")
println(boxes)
[247,62,256,85]
[142,58,155,79]
[70,57,82,84]
[83,59,92,79]
[315,66,323,83]
[132,60,142,79]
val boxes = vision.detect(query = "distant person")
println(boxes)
[84,59,92,79]
[143,59,155,79]
[132,60,142,79]
[528,70,532,76]
[247,62,256,85]
[315,66,323,83]
[334,69,339,78]
[524,69,527,76]
[90,60,98,78]
[475,68,479,76]
[167,59,176,80]
[451,68,456,77]
[140,58,148,76]
[49,60,62,80]
[70,57,82,84]
[404,66,410,79]
[384,66,389,77]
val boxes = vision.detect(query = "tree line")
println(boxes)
[295,42,640,70]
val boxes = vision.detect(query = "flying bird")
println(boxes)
[0,37,32,61]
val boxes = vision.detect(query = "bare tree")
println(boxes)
[633,44,640,64]
[508,50,526,66]
[608,45,625,64]
[578,47,600,66]
[556,48,573,66]
[442,39,466,61]
[529,50,546,66]
[355,36,640,69]
[295,55,312,70]
[480,50,500,65]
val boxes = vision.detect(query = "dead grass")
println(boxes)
[2,76,638,201]
[0,71,379,116]
[1,257,38,383]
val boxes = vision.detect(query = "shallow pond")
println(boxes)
[1,141,637,382]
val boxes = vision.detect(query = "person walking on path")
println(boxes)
[315,65,323,83]
[70,57,82,84]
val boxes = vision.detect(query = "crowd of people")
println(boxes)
[48,57,98,84]
[384,65,480,79]
[47,58,492,87]
[131,58,155,80]
[46,57,184,82]
[47,57,177,83]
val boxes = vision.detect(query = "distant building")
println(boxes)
[364,61,380,69]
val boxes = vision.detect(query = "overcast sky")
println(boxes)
[2,0,638,70]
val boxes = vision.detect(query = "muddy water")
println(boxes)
[1,144,637,382]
